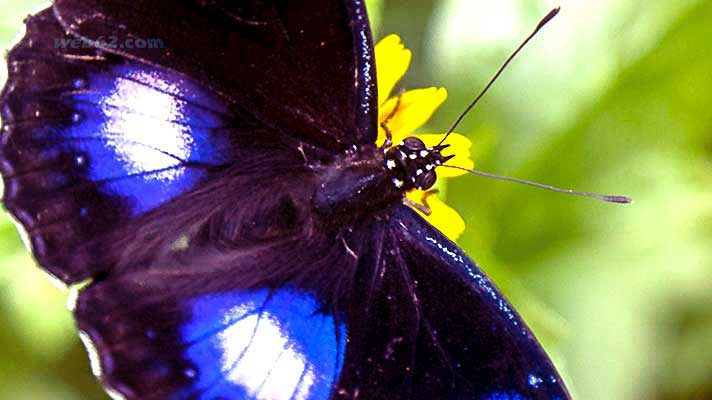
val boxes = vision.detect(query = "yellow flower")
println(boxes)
[375,34,474,241]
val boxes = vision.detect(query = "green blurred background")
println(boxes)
[1,0,710,399]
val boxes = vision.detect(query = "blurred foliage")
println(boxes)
[0,0,710,399]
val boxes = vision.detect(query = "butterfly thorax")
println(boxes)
[312,137,449,218]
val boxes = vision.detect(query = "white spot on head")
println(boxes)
[393,178,404,188]
[435,160,442,165]
[386,159,396,169]
[416,169,423,176]
[408,153,417,160]
[425,164,433,171]
[419,150,428,157]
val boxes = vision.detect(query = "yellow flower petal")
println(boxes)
[375,34,412,105]
[377,87,447,146]
[416,133,475,177]
[406,190,465,242]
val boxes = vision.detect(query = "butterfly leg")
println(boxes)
[403,189,440,216]
[297,142,309,164]
[340,236,358,260]
[380,90,405,150]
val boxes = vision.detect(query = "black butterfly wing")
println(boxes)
[73,180,361,399]
[0,8,240,283]
[52,0,377,150]
[334,205,572,399]
[0,0,376,284]
[75,237,353,400]
[73,203,570,399]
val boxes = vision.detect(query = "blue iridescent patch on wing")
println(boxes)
[481,389,562,400]
[179,288,346,400]
[482,391,527,400]
[37,64,230,216]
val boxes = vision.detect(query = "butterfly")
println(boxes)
[0,1,573,399]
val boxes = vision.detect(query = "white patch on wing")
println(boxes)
[218,305,315,400]
[100,70,193,181]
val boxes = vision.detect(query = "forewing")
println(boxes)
[1,0,376,284]
[0,8,240,283]
[52,0,378,149]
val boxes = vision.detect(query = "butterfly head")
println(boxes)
[384,136,453,191]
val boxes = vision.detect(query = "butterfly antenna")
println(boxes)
[441,165,632,204]
[438,7,561,146]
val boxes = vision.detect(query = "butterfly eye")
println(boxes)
[416,170,437,190]
[402,136,426,150]
[385,146,408,167]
